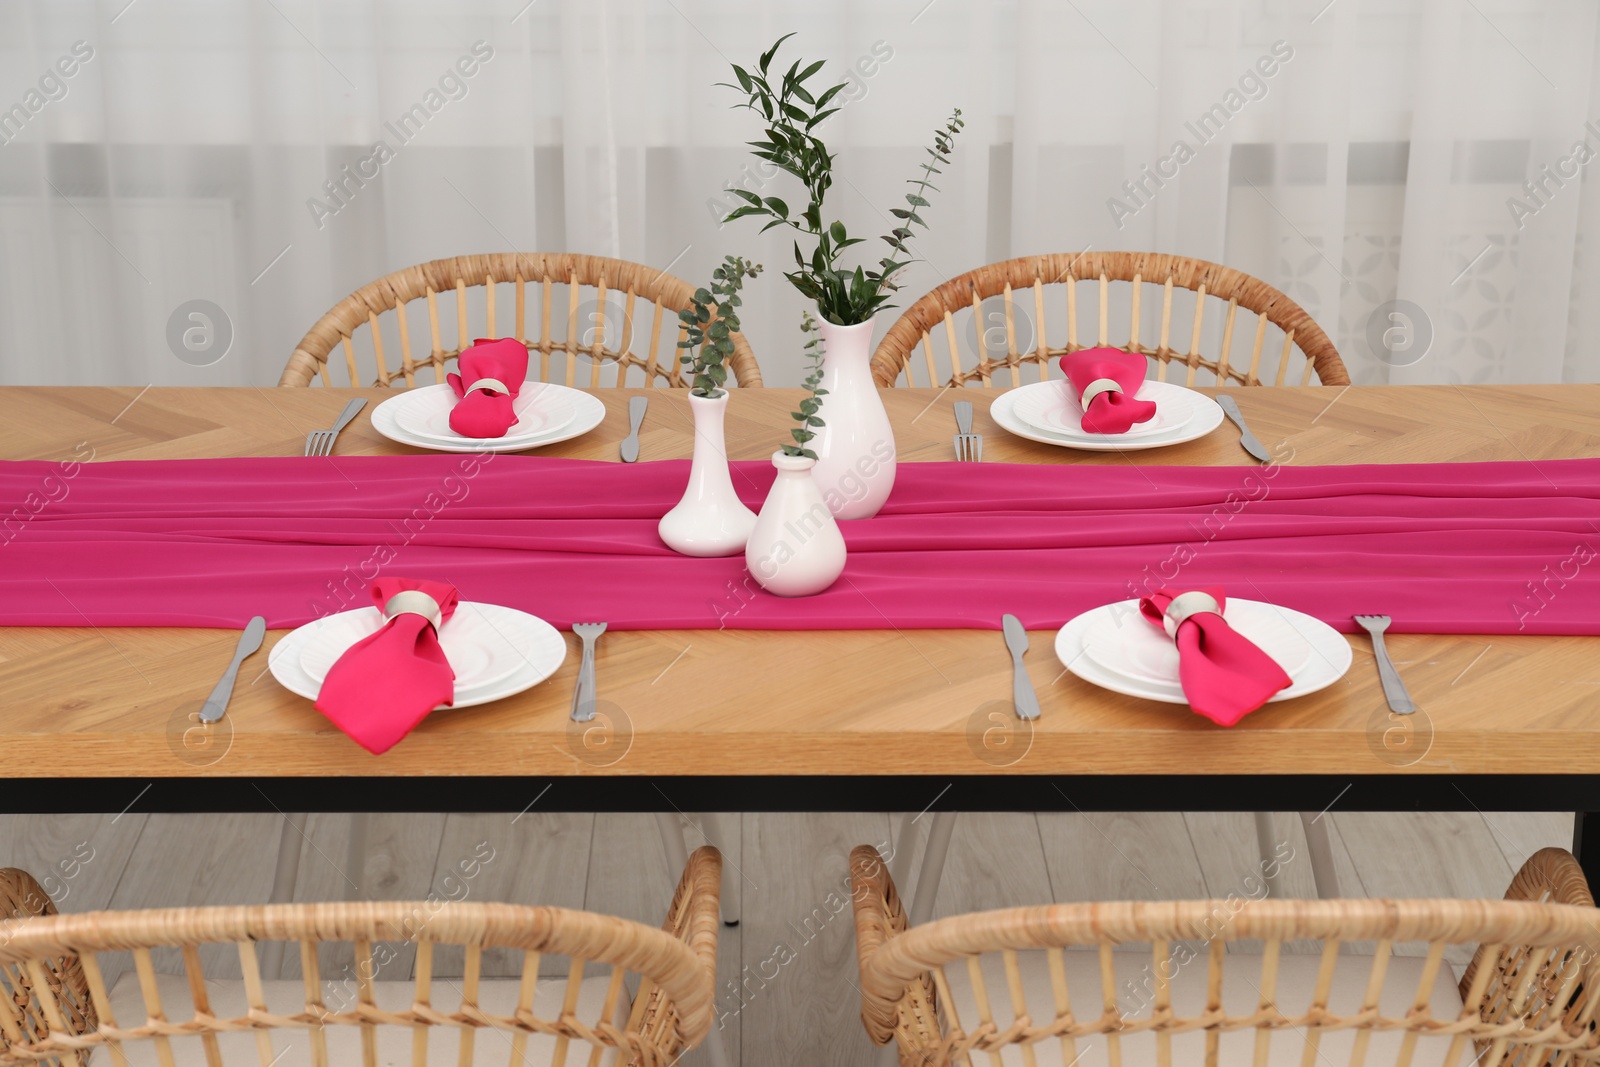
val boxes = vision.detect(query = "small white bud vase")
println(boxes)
[745,450,848,597]
[657,392,758,558]
[809,317,896,519]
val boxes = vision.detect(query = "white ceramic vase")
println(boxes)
[745,450,847,597]
[658,392,758,558]
[808,317,896,519]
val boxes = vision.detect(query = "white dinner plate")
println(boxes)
[269,602,567,710]
[991,383,1224,452]
[1054,598,1352,705]
[1082,598,1314,687]
[372,384,606,453]
[298,603,546,692]
[1009,379,1196,440]
[393,383,578,445]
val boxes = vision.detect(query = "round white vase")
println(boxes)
[745,450,847,597]
[808,317,896,519]
[659,392,758,557]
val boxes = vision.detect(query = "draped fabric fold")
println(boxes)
[2,455,1597,634]
[3,2,1599,388]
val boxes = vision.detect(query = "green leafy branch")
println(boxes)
[879,108,964,298]
[676,256,763,398]
[718,34,964,326]
[783,311,828,458]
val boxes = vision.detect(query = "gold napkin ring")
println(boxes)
[464,377,511,397]
[1162,590,1222,639]
[1078,377,1123,409]
[383,590,444,633]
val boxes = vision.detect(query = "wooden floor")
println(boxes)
[0,809,1572,1066]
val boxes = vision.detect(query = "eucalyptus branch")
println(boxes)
[783,311,829,458]
[677,256,763,398]
[718,35,963,326]
[875,108,965,297]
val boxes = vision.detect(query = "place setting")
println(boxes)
[267,577,568,753]
[989,346,1226,452]
[370,336,607,453]
[1051,586,1354,725]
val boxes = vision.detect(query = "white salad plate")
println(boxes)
[393,382,578,445]
[1054,598,1352,705]
[270,601,567,710]
[372,383,605,453]
[992,380,1224,451]
[1009,378,1196,439]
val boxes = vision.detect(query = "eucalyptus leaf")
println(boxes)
[679,257,762,395]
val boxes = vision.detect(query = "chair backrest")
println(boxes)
[872,252,1349,390]
[850,845,1600,1067]
[0,846,722,1067]
[281,253,762,390]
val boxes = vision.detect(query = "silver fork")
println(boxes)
[1353,614,1418,714]
[953,400,982,462]
[304,398,367,457]
[570,622,608,722]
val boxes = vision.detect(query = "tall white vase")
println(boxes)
[809,317,896,519]
[745,451,847,597]
[658,392,757,557]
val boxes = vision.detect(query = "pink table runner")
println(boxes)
[3,454,1597,634]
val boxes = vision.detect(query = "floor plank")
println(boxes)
[1184,811,1362,901]
[1478,811,1573,875]
[0,811,151,988]
[739,812,890,1067]
[282,812,448,982]
[0,811,149,915]
[1036,811,1209,901]
[1329,811,1517,964]
[426,811,594,978]
[893,812,1053,919]
[1330,812,1515,898]
[1184,811,1364,956]
[107,813,282,979]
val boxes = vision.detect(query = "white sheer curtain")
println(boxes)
[0,0,1596,387]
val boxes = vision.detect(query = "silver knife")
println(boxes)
[1001,614,1041,721]
[619,396,648,463]
[199,617,267,724]
[1216,394,1270,463]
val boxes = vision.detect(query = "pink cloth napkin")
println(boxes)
[446,338,528,438]
[5,455,1600,637]
[314,577,459,754]
[1138,587,1293,727]
[1060,347,1159,434]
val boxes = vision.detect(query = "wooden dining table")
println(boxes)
[4,383,1600,879]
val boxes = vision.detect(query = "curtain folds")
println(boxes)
[0,0,1595,388]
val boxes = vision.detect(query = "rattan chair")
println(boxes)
[850,844,1599,1067]
[872,251,1350,389]
[281,253,762,390]
[0,846,723,1067]
[876,257,1352,922]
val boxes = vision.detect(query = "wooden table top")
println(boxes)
[2,383,1598,781]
